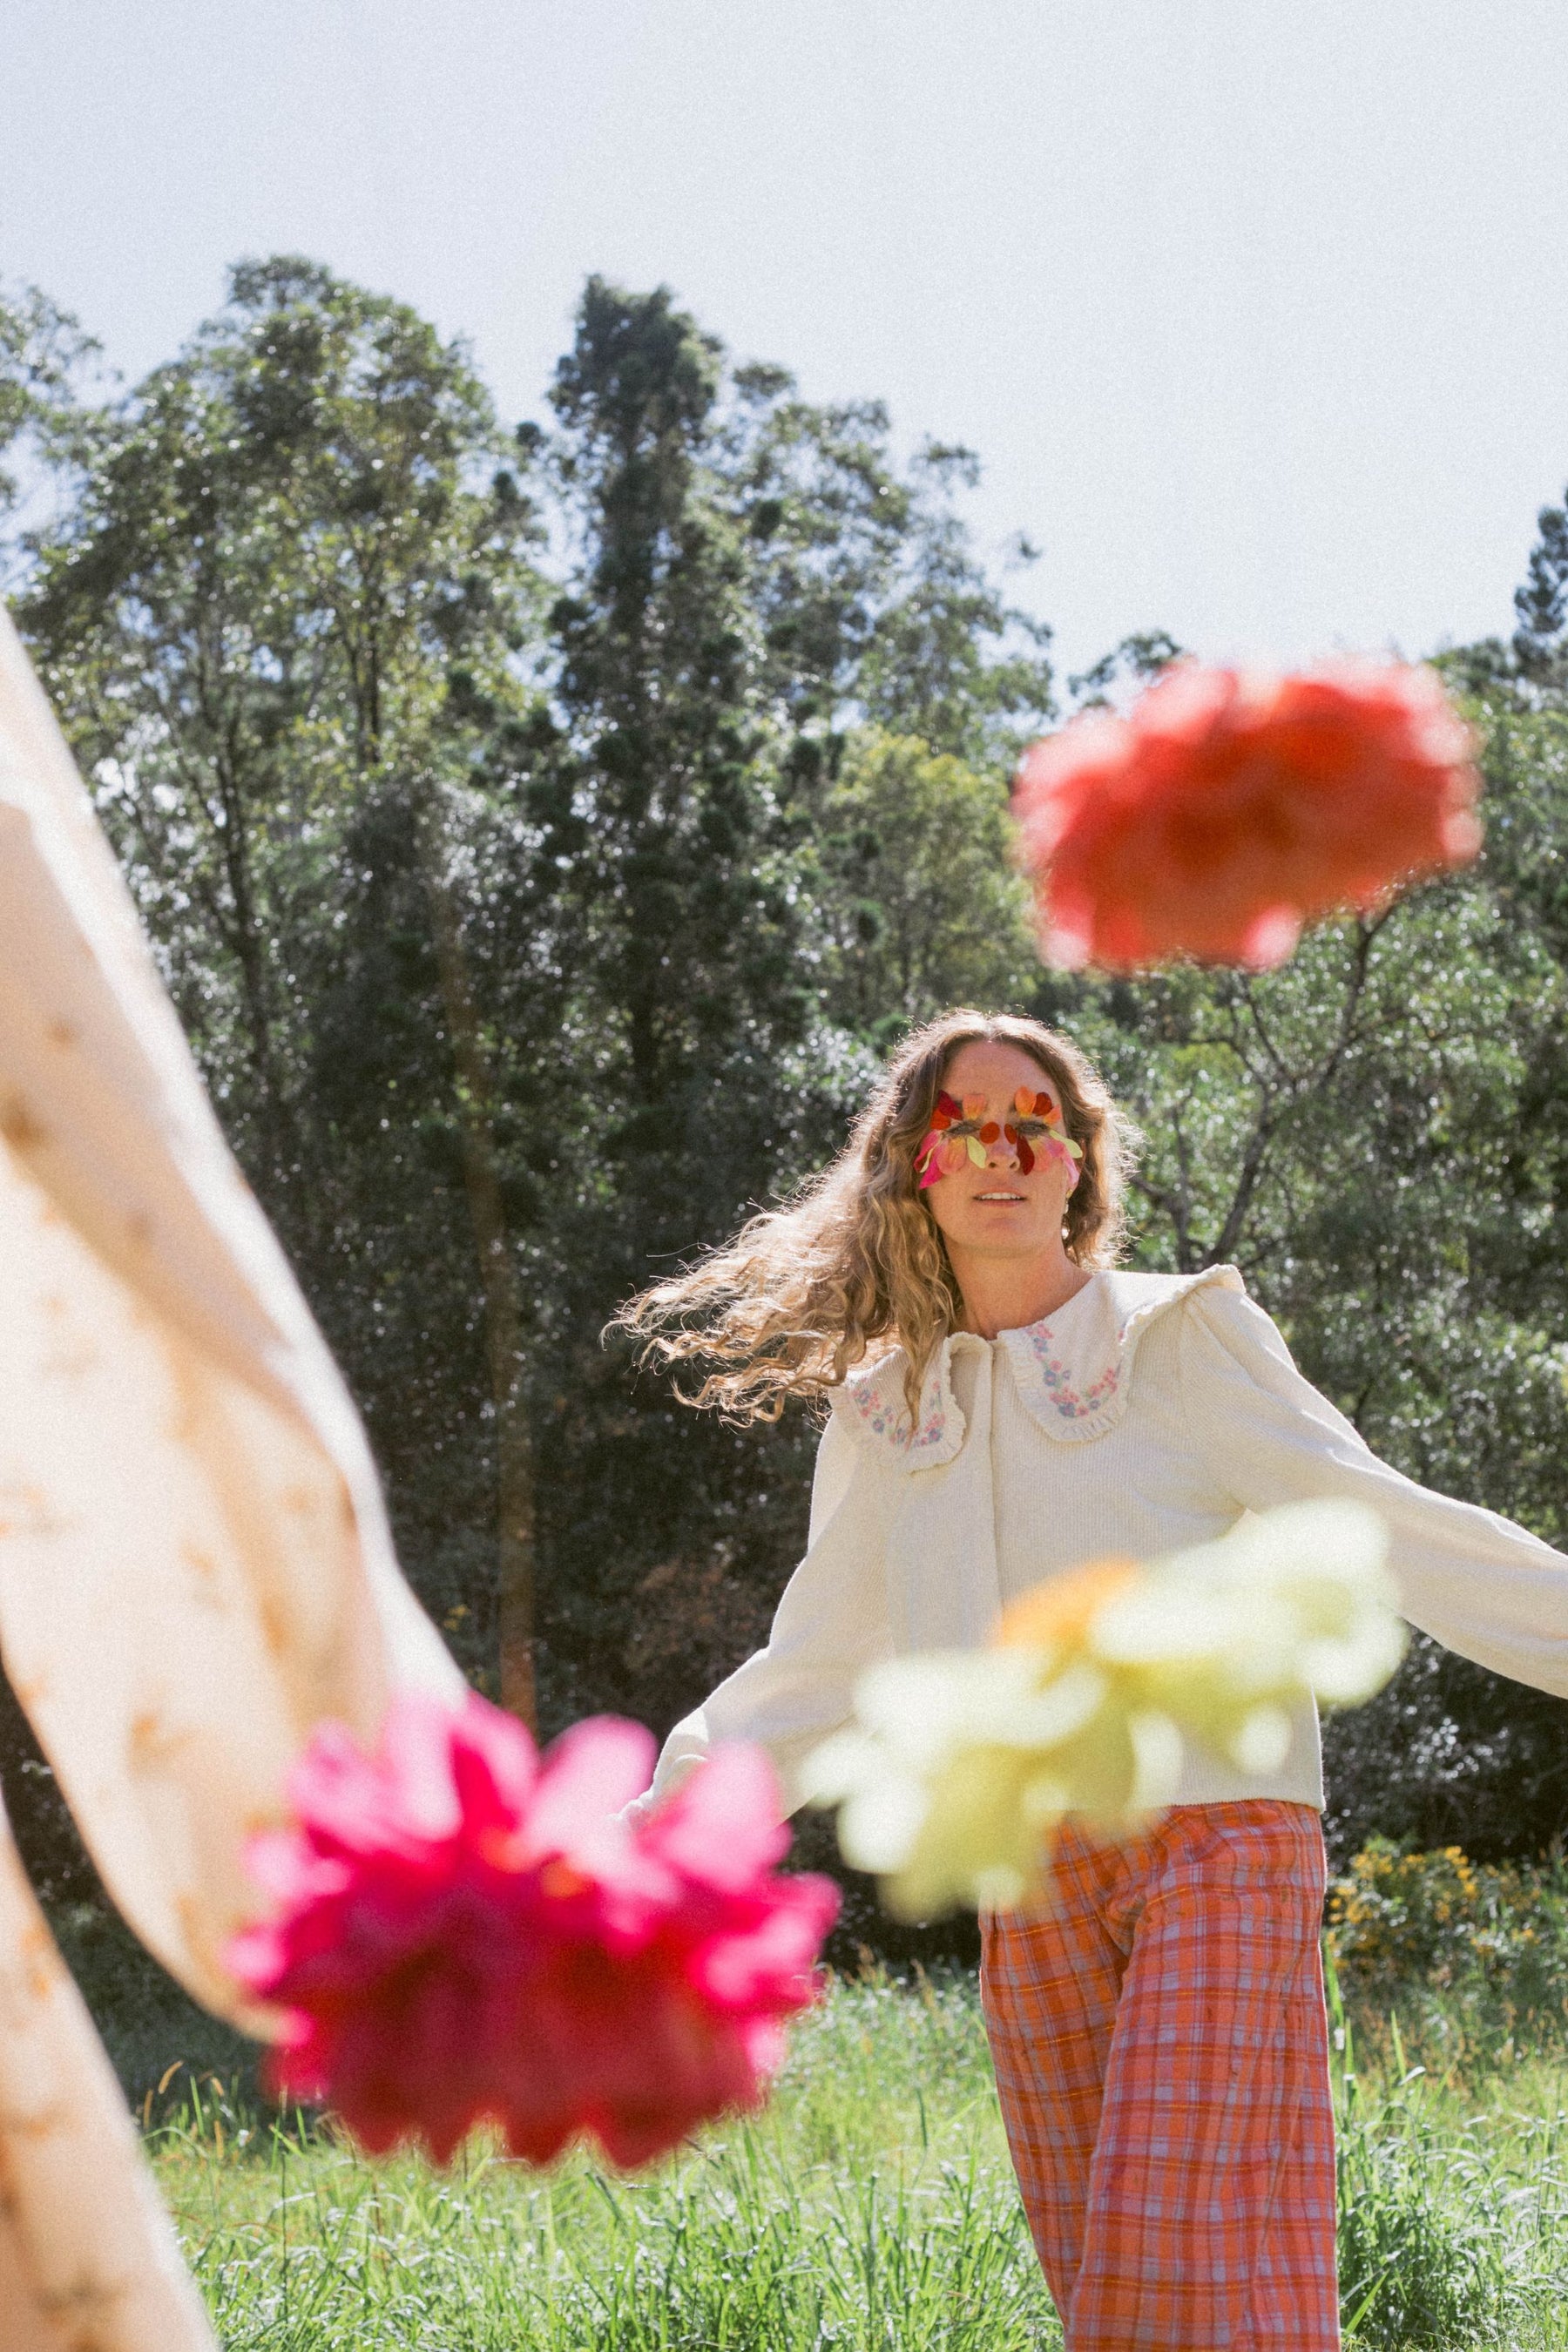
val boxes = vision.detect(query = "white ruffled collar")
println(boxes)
[829,1264,1244,1467]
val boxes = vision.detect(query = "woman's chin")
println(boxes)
[953,1213,1054,1254]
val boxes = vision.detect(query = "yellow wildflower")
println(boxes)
[802,1500,1403,1919]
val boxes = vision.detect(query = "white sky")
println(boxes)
[6,0,1568,681]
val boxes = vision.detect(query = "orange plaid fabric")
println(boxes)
[981,1801,1337,2349]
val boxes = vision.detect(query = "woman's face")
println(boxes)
[919,1040,1078,1266]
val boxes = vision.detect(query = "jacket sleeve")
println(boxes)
[0,612,460,2030]
[639,1407,896,1817]
[1179,1282,1568,1700]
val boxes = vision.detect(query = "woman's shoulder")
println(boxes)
[1092,1262,1248,1330]
[996,1261,1247,1444]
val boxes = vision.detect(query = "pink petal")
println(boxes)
[445,1694,539,1840]
[526,1718,657,1855]
[687,1881,840,2007]
[640,1744,787,1890]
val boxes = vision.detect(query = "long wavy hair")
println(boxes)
[612,1010,1139,1425]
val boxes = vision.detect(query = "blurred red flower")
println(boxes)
[1013,661,1482,971]
[227,1695,838,2168]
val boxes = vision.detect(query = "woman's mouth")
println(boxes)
[975,1191,1027,1203]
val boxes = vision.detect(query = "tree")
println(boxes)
[1065,629,1184,710]
[812,727,1038,1041]
[20,256,549,1722]
[853,441,1055,766]
[721,391,1055,767]
[545,278,804,1189]
[1513,491,1568,685]
[0,280,91,552]
[496,281,820,1731]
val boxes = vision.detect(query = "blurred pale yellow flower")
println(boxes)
[801,1501,1403,1919]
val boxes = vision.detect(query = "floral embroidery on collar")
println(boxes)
[999,1266,1247,1444]
[835,1268,1247,1462]
[1023,1323,1122,1423]
[848,1382,947,1454]
[835,1350,963,1468]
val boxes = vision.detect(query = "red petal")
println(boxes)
[1013,659,1480,974]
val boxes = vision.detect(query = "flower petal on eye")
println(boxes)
[978,1122,1001,1145]
[1013,1087,1035,1115]
[941,1137,967,1174]
[963,1095,986,1120]
[965,1136,988,1166]
[1017,1136,1035,1174]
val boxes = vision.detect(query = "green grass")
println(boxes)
[153,1969,1055,2350]
[142,1963,1568,2351]
[1329,1969,1568,2348]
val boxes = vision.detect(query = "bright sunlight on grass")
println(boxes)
[145,1960,1568,2352]
[156,1970,1053,2351]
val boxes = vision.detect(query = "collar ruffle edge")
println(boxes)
[828,1263,1245,1468]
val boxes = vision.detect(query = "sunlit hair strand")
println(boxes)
[611,1010,1139,1426]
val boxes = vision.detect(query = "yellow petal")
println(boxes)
[995,1560,1139,1656]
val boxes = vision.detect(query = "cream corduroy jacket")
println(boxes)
[645,1264,1568,1817]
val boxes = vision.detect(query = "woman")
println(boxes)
[618,1007,1568,2350]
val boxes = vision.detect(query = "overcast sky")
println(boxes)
[7,1,1568,680]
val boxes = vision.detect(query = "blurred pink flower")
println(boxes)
[1013,660,1482,972]
[227,1695,838,2168]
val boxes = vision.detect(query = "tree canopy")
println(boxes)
[7,259,1568,1935]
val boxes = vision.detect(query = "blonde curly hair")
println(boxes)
[613,1010,1138,1425]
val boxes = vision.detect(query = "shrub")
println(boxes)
[1328,1839,1568,2049]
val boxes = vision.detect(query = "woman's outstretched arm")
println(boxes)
[1179,1284,1568,1699]
[636,1410,898,1819]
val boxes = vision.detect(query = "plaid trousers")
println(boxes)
[980,1801,1337,2350]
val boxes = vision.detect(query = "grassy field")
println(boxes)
[139,1958,1568,2352]
[152,1969,1046,2351]
[56,1847,1568,2348]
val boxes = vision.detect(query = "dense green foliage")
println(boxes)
[6,254,1568,1930]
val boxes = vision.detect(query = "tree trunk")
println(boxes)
[417,794,537,1732]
